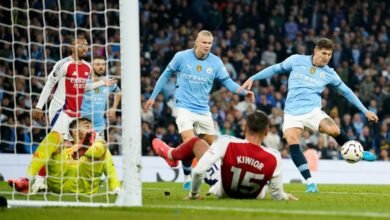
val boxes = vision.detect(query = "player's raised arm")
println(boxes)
[144,69,176,111]
[238,55,297,93]
[333,81,379,123]
[85,78,117,91]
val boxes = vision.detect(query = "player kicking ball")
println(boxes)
[8,118,120,194]
[239,38,379,193]
[153,110,297,200]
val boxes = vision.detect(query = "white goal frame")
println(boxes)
[6,0,142,207]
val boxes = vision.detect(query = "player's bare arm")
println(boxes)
[238,78,253,93]
[107,92,121,120]
[144,99,155,111]
[103,78,117,86]
[32,108,45,123]
[365,111,379,123]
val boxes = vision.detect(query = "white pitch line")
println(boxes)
[290,190,390,196]
[145,204,390,219]
[144,187,390,196]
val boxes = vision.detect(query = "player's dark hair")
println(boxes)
[315,38,334,50]
[246,110,269,134]
[69,118,92,131]
[71,35,87,45]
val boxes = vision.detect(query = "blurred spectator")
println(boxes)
[0,0,389,161]
[162,123,181,148]
[263,123,282,151]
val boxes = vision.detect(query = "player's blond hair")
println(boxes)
[194,30,213,49]
[196,30,213,39]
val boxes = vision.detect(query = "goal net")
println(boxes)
[0,0,141,207]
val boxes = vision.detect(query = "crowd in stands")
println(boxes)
[1,0,390,161]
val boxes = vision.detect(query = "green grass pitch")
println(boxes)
[1,182,390,220]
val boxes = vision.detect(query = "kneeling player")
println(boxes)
[153,110,297,200]
[9,118,120,194]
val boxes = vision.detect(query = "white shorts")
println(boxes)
[175,107,216,135]
[282,108,330,132]
[50,110,75,140]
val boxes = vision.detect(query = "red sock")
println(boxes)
[38,167,46,177]
[171,137,200,161]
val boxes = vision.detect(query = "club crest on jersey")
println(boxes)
[196,65,202,72]
[310,66,316,74]
[206,67,213,74]
[319,72,325,78]
[72,71,78,76]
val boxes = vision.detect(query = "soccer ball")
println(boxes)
[340,140,364,163]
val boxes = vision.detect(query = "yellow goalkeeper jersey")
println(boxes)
[47,139,107,194]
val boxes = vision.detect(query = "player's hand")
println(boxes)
[237,78,253,93]
[287,193,298,201]
[103,78,117,86]
[245,90,255,103]
[107,108,117,120]
[144,99,155,111]
[365,111,379,123]
[32,108,45,123]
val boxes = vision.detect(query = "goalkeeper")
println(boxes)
[8,118,121,194]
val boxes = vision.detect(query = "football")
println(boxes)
[340,140,364,163]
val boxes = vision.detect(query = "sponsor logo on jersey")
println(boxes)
[196,65,202,72]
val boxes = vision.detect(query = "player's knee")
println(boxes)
[284,134,300,144]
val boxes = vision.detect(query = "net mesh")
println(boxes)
[0,0,123,205]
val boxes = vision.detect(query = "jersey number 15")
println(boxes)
[230,166,264,194]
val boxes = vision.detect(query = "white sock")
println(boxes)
[306,177,314,185]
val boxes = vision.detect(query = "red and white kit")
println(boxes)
[192,135,289,200]
[36,56,104,138]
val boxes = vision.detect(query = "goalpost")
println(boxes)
[116,0,142,207]
[0,0,141,207]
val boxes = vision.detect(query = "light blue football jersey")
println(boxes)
[250,54,367,115]
[150,49,244,114]
[81,78,120,132]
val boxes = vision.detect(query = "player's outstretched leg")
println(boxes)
[362,151,376,161]
[334,130,376,162]
[152,139,179,167]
